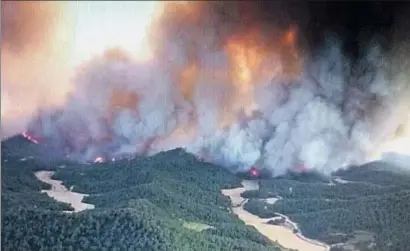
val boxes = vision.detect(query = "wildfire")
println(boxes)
[1,1,163,139]
[225,31,273,92]
[21,132,40,144]
[225,26,300,87]
[249,167,260,177]
[179,63,199,100]
[284,26,297,46]
[293,164,308,173]
[94,156,105,163]
[221,26,301,120]
[6,2,307,167]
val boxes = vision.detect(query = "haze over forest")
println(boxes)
[2,2,410,251]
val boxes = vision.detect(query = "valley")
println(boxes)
[3,136,410,251]
[222,180,329,251]
[34,171,94,213]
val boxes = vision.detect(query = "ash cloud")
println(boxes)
[4,2,410,176]
[1,2,72,139]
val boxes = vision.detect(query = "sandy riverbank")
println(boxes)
[35,171,95,213]
[221,180,329,251]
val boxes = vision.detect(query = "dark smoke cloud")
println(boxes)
[4,2,410,175]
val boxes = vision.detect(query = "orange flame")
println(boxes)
[21,132,40,144]
[225,34,268,92]
[225,26,301,89]
[221,26,301,118]
[94,156,105,163]
[179,63,199,100]
[284,26,297,46]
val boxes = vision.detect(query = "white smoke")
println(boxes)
[5,2,410,176]
[24,36,410,176]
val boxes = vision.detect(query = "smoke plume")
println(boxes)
[2,2,410,176]
[1,2,74,139]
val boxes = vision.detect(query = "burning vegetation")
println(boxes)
[2,2,410,176]
[21,132,40,145]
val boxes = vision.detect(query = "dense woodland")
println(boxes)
[4,135,410,251]
[1,136,284,251]
[243,162,410,251]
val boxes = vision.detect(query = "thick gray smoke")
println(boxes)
[8,2,410,176]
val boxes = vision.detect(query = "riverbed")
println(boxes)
[221,180,329,251]
[35,171,95,213]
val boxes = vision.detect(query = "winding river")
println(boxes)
[221,180,329,251]
[35,171,95,213]
[36,170,328,250]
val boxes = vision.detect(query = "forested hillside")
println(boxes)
[4,135,410,251]
[243,162,410,251]
[1,136,285,251]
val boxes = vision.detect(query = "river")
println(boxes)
[35,171,95,213]
[221,180,329,251]
[36,170,328,250]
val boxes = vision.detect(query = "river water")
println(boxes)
[35,171,95,212]
[35,170,328,250]
[221,180,329,251]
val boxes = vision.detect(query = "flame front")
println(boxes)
[22,132,40,144]
[4,2,410,175]
[94,156,105,163]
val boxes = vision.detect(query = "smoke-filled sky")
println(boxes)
[2,1,410,176]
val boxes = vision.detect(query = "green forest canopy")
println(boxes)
[243,162,410,251]
[1,136,285,251]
